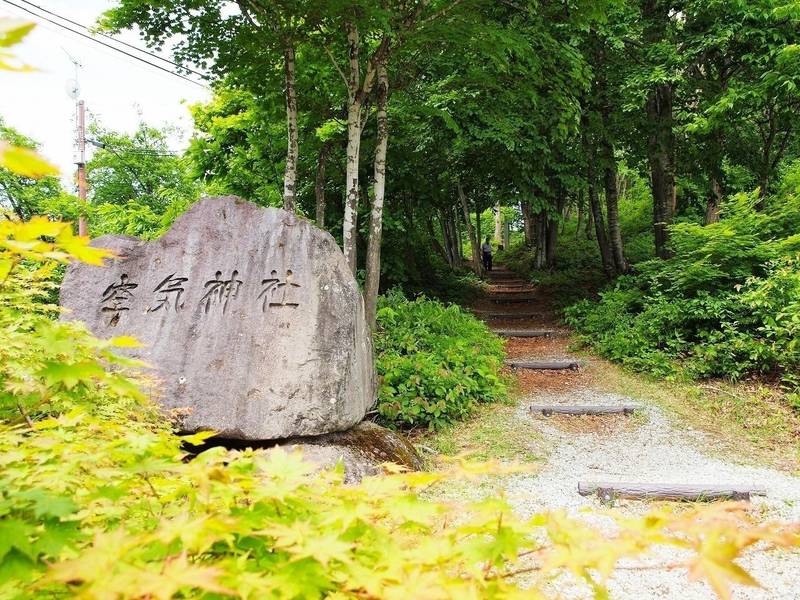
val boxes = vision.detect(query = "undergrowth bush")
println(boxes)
[3,216,800,600]
[566,184,800,396]
[374,290,506,429]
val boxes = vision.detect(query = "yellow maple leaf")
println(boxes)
[0,142,58,177]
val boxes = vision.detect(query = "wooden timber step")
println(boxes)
[493,329,556,338]
[506,359,580,370]
[488,294,538,303]
[578,482,767,503]
[472,310,542,320]
[487,274,523,281]
[530,404,637,416]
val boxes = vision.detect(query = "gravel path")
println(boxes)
[472,270,800,599]
[503,385,800,599]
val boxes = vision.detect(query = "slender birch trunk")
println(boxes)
[283,45,299,213]
[494,201,503,244]
[342,22,362,273]
[365,61,388,331]
[458,183,483,277]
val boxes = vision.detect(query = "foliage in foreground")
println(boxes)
[566,180,800,402]
[1,216,799,600]
[374,290,506,429]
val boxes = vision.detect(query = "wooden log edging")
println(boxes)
[530,405,636,416]
[578,482,767,503]
[493,329,555,338]
[507,359,580,371]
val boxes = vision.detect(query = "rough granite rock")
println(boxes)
[60,196,375,440]
[281,421,425,483]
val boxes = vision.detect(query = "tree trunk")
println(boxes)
[315,142,330,227]
[458,183,483,277]
[283,45,299,213]
[428,216,448,263]
[583,127,614,277]
[342,22,363,274]
[365,61,389,332]
[494,201,503,244]
[642,1,676,258]
[705,176,723,224]
[545,217,557,269]
[475,204,482,246]
[533,211,546,270]
[522,202,534,247]
[455,210,463,262]
[602,139,627,273]
[646,83,675,259]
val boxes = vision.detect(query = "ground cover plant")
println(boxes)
[374,290,506,429]
[1,210,799,599]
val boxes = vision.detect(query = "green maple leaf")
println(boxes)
[0,519,35,561]
[16,489,77,519]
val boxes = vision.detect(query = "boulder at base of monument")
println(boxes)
[60,196,375,440]
[280,421,425,483]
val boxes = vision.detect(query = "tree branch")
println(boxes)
[323,43,349,90]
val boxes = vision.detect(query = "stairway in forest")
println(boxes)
[469,265,770,506]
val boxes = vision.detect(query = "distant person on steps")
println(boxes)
[481,236,493,272]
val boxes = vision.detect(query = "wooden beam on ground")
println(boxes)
[530,405,636,416]
[490,295,538,303]
[493,329,555,338]
[506,359,580,370]
[577,482,767,502]
[472,311,542,320]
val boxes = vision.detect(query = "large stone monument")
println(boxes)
[60,196,376,440]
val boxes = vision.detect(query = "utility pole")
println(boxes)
[77,99,88,236]
[64,50,88,236]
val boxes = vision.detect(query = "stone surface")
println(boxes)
[281,421,424,483]
[60,196,375,440]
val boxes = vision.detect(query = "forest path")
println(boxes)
[462,265,800,599]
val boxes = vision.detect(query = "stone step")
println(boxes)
[578,482,767,503]
[493,329,556,338]
[506,359,580,370]
[529,404,636,416]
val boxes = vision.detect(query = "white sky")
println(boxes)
[0,0,211,189]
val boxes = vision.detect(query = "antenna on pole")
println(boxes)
[63,48,88,237]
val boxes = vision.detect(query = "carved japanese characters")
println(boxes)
[60,196,376,440]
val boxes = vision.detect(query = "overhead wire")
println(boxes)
[13,0,208,79]
[0,0,210,89]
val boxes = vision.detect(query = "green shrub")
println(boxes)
[566,182,800,397]
[5,218,789,600]
[374,290,506,428]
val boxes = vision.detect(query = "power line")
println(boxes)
[0,0,210,89]
[14,0,207,79]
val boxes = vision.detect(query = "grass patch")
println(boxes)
[414,396,544,465]
[585,356,800,474]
